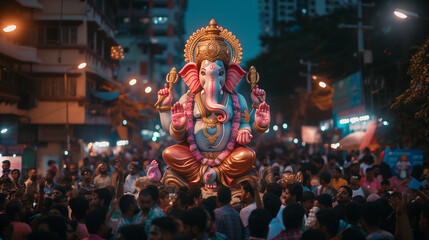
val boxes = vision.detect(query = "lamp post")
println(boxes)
[64,62,86,153]
[393,8,429,21]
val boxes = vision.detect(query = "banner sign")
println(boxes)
[384,149,424,179]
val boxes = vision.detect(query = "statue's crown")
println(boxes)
[184,19,243,69]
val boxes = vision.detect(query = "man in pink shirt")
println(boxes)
[360,167,381,194]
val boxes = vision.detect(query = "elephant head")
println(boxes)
[179,60,246,123]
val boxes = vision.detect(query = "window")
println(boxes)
[37,77,77,98]
[38,26,77,45]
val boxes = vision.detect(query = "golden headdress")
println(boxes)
[184,19,243,70]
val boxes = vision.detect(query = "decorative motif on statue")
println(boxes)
[147,160,161,182]
[156,19,271,189]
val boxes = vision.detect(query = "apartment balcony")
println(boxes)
[0,37,41,63]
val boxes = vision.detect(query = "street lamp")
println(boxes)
[64,62,87,153]
[144,86,152,94]
[394,8,419,20]
[0,128,7,134]
[319,81,327,88]
[2,25,16,33]
[129,78,137,86]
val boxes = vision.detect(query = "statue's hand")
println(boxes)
[236,129,253,145]
[250,85,266,106]
[171,102,187,130]
[255,102,270,128]
[157,84,172,106]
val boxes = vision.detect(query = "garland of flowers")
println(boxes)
[185,90,241,166]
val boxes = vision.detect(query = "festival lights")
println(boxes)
[116,140,129,146]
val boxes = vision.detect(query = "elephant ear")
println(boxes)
[224,62,246,93]
[179,62,201,93]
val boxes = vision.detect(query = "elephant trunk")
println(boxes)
[204,75,229,123]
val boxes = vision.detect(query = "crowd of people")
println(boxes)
[0,140,427,240]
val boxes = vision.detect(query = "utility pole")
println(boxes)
[299,59,318,95]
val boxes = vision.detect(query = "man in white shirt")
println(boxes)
[124,163,141,194]
[239,180,257,227]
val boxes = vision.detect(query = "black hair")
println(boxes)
[266,183,282,198]
[319,172,332,184]
[186,187,202,206]
[37,215,67,239]
[94,188,112,208]
[339,185,352,197]
[118,224,147,240]
[316,194,332,208]
[240,180,255,198]
[46,169,56,178]
[180,207,207,232]
[28,230,61,240]
[11,169,20,177]
[344,202,361,224]
[1,160,10,166]
[301,191,315,202]
[361,202,381,227]
[316,209,339,237]
[5,200,21,219]
[301,229,327,240]
[248,209,272,238]
[283,202,305,230]
[85,208,107,234]
[119,195,136,214]
[53,185,66,196]
[217,187,231,205]
[50,204,68,218]
[286,183,303,202]
[142,185,159,202]
[47,160,55,166]
[151,217,177,235]
[69,197,89,220]
[263,193,281,219]
[362,155,374,165]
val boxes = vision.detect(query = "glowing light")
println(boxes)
[293,138,299,144]
[302,142,306,147]
[116,140,129,146]
[282,123,288,129]
[155,124,160,130]
[321,126,326,131]
[152,136,158,142]
[359,115,370,121]
[78,62,87,69]
[145,86,152,93]
[3,25,16,32]
[339,115,370,125]
[394,10,408,19]
[64,150,69,156]
[122,120,128,126]
[383,121,389,126]
[273,125,278,131]
[0,128,7,134]
[339,119,350,125]
[129,78,137,86]
[331,143,339,149]
[0,154,2,157]
[12,154,16,157]
[153,132,160,138]
[94,141,110,148]
[319,81,327,88]
[301,8,307,14]
[266,128,270,133]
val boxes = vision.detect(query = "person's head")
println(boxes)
[166,208,185,234]
[362,155,374,165]
[344,202,361,225]
[336,186,352,204]
[186,187,202,208]
[85,208,108,238]
[5,200,24,221]
[284,183,303,204]
[37,215,67,240]
[240,180,255,205]
[158,189,170,210]
[150,217,177,240]
[48,160,55,167]
[263,193,281,219]
[301,229,327,240]
[81,168,92,181]
[336,227,366,240]
[181,207,207,238]
[216,187,231,207]
[28,168,37,181]
[265,182,282,198]
[97,163,108,174]
[319,172,332,186]
[365,167,375,181]
[11,169,20,181]
[49,204,68,218]
[69,197,89,220]
[333,167,342,179]
[139,189,156,211]
[282,202,305,230]
[92,188,112,209]
[68,163,77,175]
[316,194,332,209]
[45,169,56,182]
[327,155,338,166]
[350,163,360,175]
[118,224,147,240]
[2,161,10,172]
[119,194,139,217]
[301,191,315,213]
[380,180,390,193]
[248,209,271,239]
[128,163,139,176]
[349,175,361,188]
[315,209,339,239]
[360,202,382,231]
[65,220,78,240]
[52,185,66,203]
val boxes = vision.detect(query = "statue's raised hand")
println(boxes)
[171,102,187,130]
[157,84,172,106]
[251,85,266,106]
[255,102,270,128]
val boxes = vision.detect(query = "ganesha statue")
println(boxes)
[156,19,270,189]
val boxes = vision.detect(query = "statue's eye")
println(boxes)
[219,71,224,76]
[201,71,206,76]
